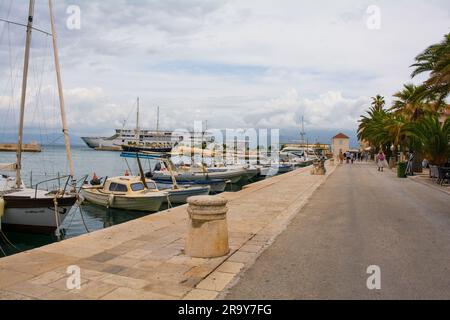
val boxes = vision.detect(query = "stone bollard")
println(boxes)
[185,195,230,258]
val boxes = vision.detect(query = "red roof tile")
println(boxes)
[333,133,349,139]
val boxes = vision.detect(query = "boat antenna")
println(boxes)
[299,116,306,145]
[49,0,75,188]
[156,106,160,133]
[15,0,35,189]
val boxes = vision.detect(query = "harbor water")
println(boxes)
[0,145,250,256]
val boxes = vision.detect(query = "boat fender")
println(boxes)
[0,197,4,218]
[107,194,114,208]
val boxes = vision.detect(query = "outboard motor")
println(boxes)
[90,172,102,186]
[154,162,162,172]
[145,171,153,178]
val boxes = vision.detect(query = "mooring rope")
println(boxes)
[0,230,21,253]
[78,204,90,233]
[166,192,173,209]
[53,194,62,241]
[0,243,6,257]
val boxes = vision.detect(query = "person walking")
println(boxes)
[406,150,415,176]
[376,150,387,172]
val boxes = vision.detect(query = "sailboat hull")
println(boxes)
[1,196,76,234]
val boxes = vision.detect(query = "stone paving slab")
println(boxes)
[0,163,336,300]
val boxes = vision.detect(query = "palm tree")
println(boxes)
[391,84,431,121]
[384,113,407,155]
[358,107,391,151]
[371,95,386,111]
[403,115,450,166]
[411,33,450,104]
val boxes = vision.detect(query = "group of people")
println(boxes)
[338,151,369,164]
[338,148,420,174]
[376,150,416,174]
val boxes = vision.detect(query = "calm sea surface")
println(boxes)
[0,145,247,256]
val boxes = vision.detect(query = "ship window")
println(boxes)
[109,183,128,192]
[130,183,145,191]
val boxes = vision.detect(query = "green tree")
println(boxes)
[403,115,450,166]
[371,95,386,111]
[390,84,433,121]
[411,33,450,105]
[358,107,391,151]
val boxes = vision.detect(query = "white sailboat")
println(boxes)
[0,0,78,234]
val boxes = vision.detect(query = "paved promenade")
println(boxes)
[0,164,335,300]
[225,163,450,299]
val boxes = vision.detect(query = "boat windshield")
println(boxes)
[109,182,128,192]
[130,182,145,192]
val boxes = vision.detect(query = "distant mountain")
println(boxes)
[0,132,85,146]
[279,128,359,148]
[0,128,359,149]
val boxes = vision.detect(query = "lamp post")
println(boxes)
[389,144,395,169]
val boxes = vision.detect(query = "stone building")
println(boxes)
[332,133,350,159]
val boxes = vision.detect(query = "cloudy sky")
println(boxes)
[0,0,449,143]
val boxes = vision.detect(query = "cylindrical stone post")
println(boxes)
[185,195,230,258]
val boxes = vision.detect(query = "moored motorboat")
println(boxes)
[155,182,210,204]
[258,163,294,177]
[152,178,227,193]
[81,176,168,212]
[1,188,77,234]
[120,151,229,194]
[152,165,247,184]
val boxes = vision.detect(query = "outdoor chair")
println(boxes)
[429,165,439,181]
[437,167,450,186]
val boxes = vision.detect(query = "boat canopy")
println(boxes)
[120,152,171,160]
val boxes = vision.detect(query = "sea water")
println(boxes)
[0,145,247,256]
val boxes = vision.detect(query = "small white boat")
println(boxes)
[258,163,294,177]
[208,164,258,181]
[1,187,76,234]
[81,176,168,212]
[155,182,210,204]
[152,165,247,184]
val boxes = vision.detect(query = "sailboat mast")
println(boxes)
[156,106,159,133]
[300,115,306,145]
[136,97,140,142]
[15,0,35,188]
[48,0,75,179]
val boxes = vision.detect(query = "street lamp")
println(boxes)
[389,144,395,168]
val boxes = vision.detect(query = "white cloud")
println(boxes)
[0,0,448,140]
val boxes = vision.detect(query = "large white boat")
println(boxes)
[81,129,174,151]
[81,129,215,151]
